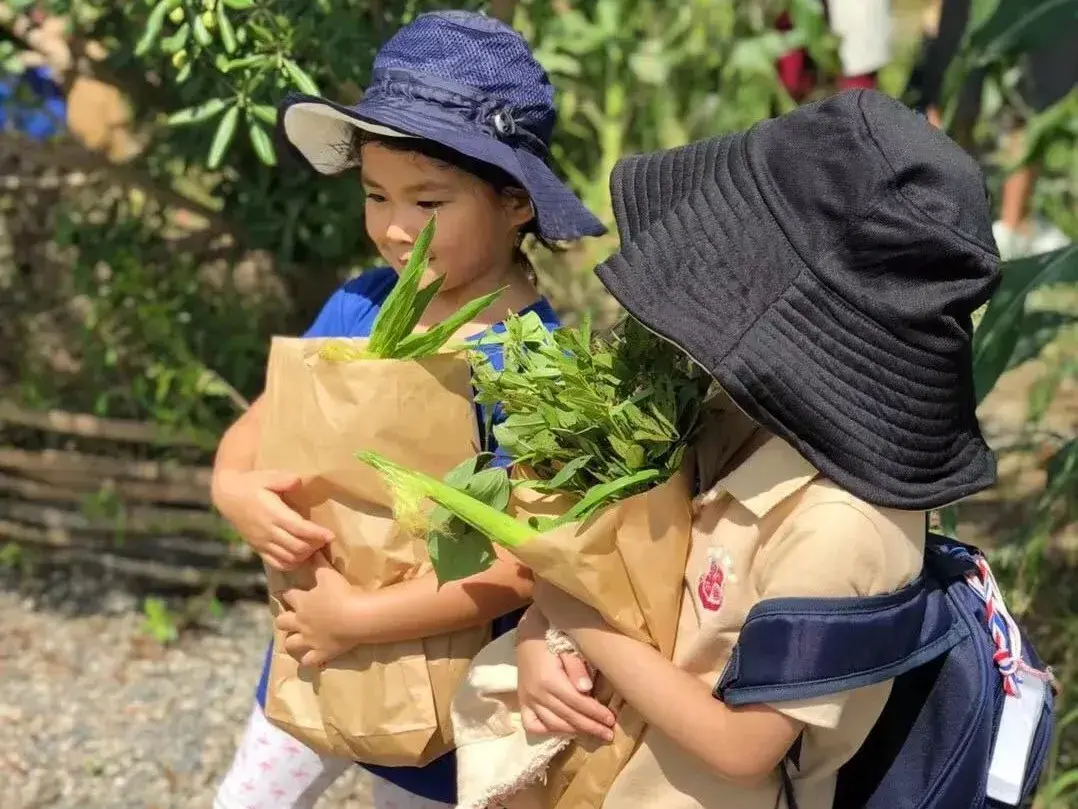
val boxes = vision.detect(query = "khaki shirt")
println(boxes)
[602,403,926,809]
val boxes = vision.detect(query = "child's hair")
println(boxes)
[348,130,559,283]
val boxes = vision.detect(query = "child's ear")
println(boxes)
[502,189,535,230]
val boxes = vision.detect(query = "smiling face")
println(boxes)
[360,140,534,294]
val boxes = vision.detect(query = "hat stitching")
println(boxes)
[742,319,962,462]
[775,292,963,403]
[729,337,980,481]
[854,91,998,259]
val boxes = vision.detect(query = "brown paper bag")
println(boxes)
[451,471,693,807]
[258,336,491,766]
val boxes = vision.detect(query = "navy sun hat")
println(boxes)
[596,90,1002,511]
[277,10,605,242]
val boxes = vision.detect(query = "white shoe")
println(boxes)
[992,219,1071,261]
[992,221,1030,261]
[1028,218,1071,255]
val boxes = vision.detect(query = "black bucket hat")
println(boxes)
[596,89,1001,510]
[276,10,605,243]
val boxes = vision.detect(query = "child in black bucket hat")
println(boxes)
[211,11,603,809]
[515,90,1044,809]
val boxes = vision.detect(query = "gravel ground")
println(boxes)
[0,569,371,809]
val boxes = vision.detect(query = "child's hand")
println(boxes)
[276,553,361,668]
[516,608,616,741]
[212,469,334,571]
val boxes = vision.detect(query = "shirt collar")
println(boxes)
[715,434,819,519]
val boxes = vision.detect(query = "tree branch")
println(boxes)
[2,132,238,237]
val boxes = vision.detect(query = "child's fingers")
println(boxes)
[548,678,616,727]
[530,704,576,736]
[521,706,547,735]
[543,696,614,740]
[264,496,334,544]
[559,654,593,692]
[270,526,313,558]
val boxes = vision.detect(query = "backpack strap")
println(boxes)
[713,564,969,708]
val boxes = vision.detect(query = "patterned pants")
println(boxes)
[214,704,454,809]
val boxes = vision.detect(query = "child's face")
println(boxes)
[360,142,533,291]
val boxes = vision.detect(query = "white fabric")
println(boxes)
[826,0,892,76]
[282,103,409,176]
[451,631,573,809]
[214,703,453,809]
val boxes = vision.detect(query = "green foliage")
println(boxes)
[473,313,710,495]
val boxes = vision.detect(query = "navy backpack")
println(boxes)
[715,533,1056,809]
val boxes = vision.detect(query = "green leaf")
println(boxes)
[428,524,497,586]
[247,119,276,165]
[217,2,238,54]
[462,468,513,513]
[393,289,504,359]
[221,54,270,72]
[160,21,190,54]
[251,104,277,126]
[966,0,1078,66]
[223,0,255,8]
[528,456,593,491]
[166,98,228,126]
[192,14,213,47]
[972,245,1078,402]
[442,453,496,489]
[135,0,181,56]
[283,58,320,95]
[366,216,437,357]
[207,105,240,170]
[544,468,664,529]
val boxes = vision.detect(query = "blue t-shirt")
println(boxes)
[255,267,560,801]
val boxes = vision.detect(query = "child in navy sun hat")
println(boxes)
[211,11,603,809]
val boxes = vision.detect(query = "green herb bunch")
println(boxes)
[359,312,712,585]
[318,217,502,361]
[472,312,711,500]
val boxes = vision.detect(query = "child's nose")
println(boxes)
[385,223,414,246]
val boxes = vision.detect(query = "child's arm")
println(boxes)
[211,396,334,570]
[276,546,534,666]
[534,582,802,786]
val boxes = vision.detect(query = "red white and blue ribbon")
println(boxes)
[964,554,1055,697]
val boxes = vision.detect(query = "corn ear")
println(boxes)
[358,451,536,548]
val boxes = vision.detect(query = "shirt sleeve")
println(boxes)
[302,268,397,338]
[752,500,921,729]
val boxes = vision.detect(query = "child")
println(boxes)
[517,89,1002,808]
[211,11,604,809]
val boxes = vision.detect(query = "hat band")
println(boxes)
[362,68,550,159]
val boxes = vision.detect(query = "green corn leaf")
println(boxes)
[530,468,665,531]
[207,105,240,169]
[366,217,437,357]
[394,275,447,349]
[972,245,1078,402]
[393,288,503,359]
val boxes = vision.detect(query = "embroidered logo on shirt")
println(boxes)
[697,547,736,612]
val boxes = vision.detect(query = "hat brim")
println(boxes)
[277,94,606,242]
[596,134,997,511]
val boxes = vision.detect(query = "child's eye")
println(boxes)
[417,200,445,210]
[366,192,387,203]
